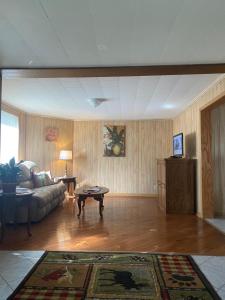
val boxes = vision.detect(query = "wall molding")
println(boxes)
[106,193,157,198]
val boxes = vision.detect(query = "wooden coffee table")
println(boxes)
[75,186,109,217]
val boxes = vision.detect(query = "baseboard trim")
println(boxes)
[106,193,157,198]
[197,211,203,218]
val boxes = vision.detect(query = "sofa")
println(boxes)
[6,161,67,223]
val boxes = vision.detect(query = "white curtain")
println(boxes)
[1,110,19,163]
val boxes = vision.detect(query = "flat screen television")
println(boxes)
[173,133,183,157]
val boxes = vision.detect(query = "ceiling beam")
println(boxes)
[1,63,225,78]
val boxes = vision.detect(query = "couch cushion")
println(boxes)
[33,172,54,188]
[8,186,66,223]
[32,182,66,208]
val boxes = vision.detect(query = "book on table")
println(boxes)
[83,186,101,193]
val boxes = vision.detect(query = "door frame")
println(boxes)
[201,93,225,218]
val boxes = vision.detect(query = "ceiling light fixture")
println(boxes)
[86,98,108,108]
[97,44,108,51]
[163,103,175,109]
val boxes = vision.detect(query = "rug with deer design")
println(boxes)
[8,251,220,300]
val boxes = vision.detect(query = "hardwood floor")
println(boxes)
[1,196,225,255]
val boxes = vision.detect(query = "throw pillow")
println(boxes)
[17,161,37,182]
[33,171,54,188]
[33,172,47,188]
[45,170,54,185]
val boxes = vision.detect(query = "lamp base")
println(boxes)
[64,161,68,177]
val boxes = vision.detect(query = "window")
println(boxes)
[1,110,19,163]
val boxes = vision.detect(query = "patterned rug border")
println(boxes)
[7,250,221,300]
[7,251,48,300]
[188,255,222,300]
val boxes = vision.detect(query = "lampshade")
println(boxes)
[59,150,72,160]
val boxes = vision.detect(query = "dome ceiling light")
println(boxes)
[86,98,108,108]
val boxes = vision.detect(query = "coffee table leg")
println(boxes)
[99,196,104,217]
[77,197,82,217]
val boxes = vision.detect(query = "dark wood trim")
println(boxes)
[201,109,214,218]
[201,95,225,112]
[201,95,225,218]
[2,63,225,78]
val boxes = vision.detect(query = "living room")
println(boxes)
[1,1,225,299]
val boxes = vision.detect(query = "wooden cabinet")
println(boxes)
[157,158,196,214]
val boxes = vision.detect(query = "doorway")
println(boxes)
[201,95,225,233]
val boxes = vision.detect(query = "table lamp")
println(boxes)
[59,150,72,177]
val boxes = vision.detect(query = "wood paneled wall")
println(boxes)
[173,74,225,217]
[25,115,73,177]
[2,103,73,177]
[2,103,172,192]
[73,120,173,195]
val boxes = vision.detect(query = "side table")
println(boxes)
[58,176,77,197]
[0,188,33,242]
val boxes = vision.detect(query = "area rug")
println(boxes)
[8,251,220,300]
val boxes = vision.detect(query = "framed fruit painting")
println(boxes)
[103,125,126,157]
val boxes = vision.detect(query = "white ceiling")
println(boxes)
[1,0,225,67]
[2,74,222,120]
